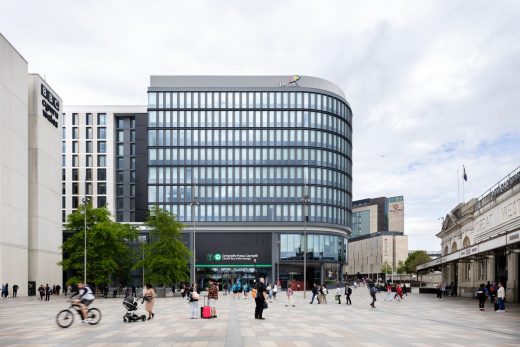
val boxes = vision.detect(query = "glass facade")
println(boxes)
[280,234,347,262]
[147,90,352,227]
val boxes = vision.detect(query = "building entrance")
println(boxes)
[196,266,270,289]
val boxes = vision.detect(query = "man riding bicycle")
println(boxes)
[70,282,95,323]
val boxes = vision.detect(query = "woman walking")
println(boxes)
[285,283,295,307]
[476,283,487,311]
[143,283,156,320]
[189,283,200,319]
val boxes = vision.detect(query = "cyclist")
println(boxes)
[71,282,95,323]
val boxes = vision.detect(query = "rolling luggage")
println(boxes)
[201,296,212,319]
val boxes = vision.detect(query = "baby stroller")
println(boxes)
[122,296,147,323]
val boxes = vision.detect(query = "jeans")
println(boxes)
[498,298,505,311]
[346,294,351,304]
[310,293,317,303]
[190,301,199,318]
[255,298,265,318]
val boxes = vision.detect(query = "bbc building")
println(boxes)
[63,75,353,288]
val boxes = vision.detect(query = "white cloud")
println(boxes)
[1,0,519,250]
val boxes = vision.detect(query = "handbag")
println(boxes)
[192,291,200,300]
[263,302,268,309]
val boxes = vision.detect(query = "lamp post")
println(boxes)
[301,184,310,299]
[190,190,199,285]
[140,235,146,289]
[81,197,89,284]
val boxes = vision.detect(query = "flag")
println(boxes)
[463,165,467,182]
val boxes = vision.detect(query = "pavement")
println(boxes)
[0,287,519,347]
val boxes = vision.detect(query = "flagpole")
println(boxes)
[462,166,465,203]
[457,169,460,203]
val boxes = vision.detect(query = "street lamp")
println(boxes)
[301,183,310,299]
[190,189,199,284]
[139,235,146,289]
[81,197,89,284]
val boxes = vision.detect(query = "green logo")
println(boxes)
[206,253,222,261]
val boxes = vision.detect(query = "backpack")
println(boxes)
[347,287,352,295]
[370,286,377,294]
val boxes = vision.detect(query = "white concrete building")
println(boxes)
[61,106,146,222]
[0,34,62,295]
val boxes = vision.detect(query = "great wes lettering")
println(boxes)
[41,84,59,128]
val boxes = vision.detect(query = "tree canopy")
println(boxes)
[404,250,431,273]
[135,205,191,286]
[60,202,139,286]
[380,261,392,274]
[396,260,407,274]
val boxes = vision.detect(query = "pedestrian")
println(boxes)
[38,284,45,300]
[436,283,443,300]
[208,279,219,318]
[112,288,117,298]
[189,283,200,319]
[285,283,295,307]
[369,282,377,308]
[496,282,506,312]
[56,284,61,296]
[267,283,273,302]
[385,283,393,302]
[335,284,342,304]
[254,277,267,320]
[132,285,136,298]
[402,283,408,296]
[309,283,318,304]
[67,285,72,296]
[0,284,4,298]
[272,282,278,300]
[45,284,51,301]
[476,283,488,311]
[125,286,130,298]
[143,283,156,320]
[12,284,19,298]
[345,284,352,305]
[321,284,328,304]
[52,285,56,295]
[394,283,403,302]
[103,285,108,298]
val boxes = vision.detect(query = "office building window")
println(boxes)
[72,155,79,167]
[97,141,106,153]
[97,113,106,125]
[97,155,106,167]
[86,113,92,125]
[72,168,78,181]
[97,168,106,181]
[72,183,79,195]
[86,127,92,139]
[85,155,92,167]
[97,183,107,194]
[85,182,93,195]
[72,113,78,125]
[97,196,106,207]
[117,119,124,129]
[117,184,124,195]
[86,141,92,153]
[97,127,106,139]
[85,168,92,181]
[72,196,79,209]
[72,127,78,139]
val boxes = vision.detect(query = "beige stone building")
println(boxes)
[418,166,520,302]
[346,196,408,278]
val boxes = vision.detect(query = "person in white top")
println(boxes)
[71,282,95,323]
[272,283,278,300]
[335,284,343,304]
[496,282,506,312]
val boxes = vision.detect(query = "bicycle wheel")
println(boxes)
[56,309,74,328]
[87,308,102,325]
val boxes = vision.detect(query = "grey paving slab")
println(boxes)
[0,287,519,346]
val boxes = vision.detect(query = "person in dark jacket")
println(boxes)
[476,283,488,311]
[254,277,267,320]
[45,284,51,301]
[309,283,319,304]
[38,284,45,300]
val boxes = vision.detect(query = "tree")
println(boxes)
[380,261,392,274]
[60,202,139,286]
[404,250,431,274]
[396,260,407,274]
[135,205,191,286]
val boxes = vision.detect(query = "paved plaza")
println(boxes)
[0,288,519,347]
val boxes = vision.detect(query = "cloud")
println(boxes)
[1,0,519,250]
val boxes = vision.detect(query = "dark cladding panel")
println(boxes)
[135,113,148,222]
[196,233,272,266]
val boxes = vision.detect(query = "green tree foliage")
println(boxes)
[60,202,139,286]
[396,260,407,274]
[135,205,191,285]
[380,261,392,274]
[405,250,431,274]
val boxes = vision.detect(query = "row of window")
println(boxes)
[280,234,347,261]
[148,110,351,136]
[67,168,107,181]
[68,113,107,126]
[147,129,352,155]
[149,147,351,174]
[148,92,351,122]
[148,184,351,207]
[65,154,109,168]
[66,127,107,140]
[148,203,351,226]
[148,166,351,191]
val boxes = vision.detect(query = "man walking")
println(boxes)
[254,277,267,320]
[309,283,318,304]
[208,279,219,318]
[45,284,51,301]
[12,284,19,298]
[345,284,352,305]
[369,282,377,308]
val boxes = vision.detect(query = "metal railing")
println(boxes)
[475,165,520,211]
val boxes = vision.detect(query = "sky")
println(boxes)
[1,0,519,250]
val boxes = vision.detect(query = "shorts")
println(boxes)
[209,299,216,307]
[80,299,93,307]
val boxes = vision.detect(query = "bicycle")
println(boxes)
[56,300,102,328]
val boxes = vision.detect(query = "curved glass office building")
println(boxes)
[147,75,352,287]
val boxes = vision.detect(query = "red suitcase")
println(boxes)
[201,296,212,319]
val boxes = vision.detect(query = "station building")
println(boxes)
[418,166,520,302]
[0,34,62,295]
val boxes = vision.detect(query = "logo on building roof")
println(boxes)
[279,75,300,87]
